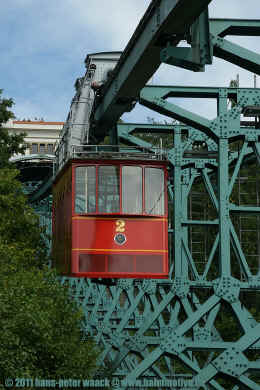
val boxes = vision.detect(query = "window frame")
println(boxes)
[30,142,54,155]
[97,165,120,214]
[73,163,167,217]
[31,143,39,154]
[144,166,165,216]
[47,143,54,154]
[74,165,96,214]
[39,143,46,154]
[121,165,143,215]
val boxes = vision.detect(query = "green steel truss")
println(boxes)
[28,17,260,390]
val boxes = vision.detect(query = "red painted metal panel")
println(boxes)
[70,217,168,278]
[79,254,106,272]
[52,165,72,274]
[72,217,167,251]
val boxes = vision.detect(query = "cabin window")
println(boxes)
[75,166,96,213]
[122,166,142,214]
[74,164,166,216]
[98,166,120,213]
[145,168,164,215]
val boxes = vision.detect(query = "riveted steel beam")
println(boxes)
[210,19,260,37]
[209,19,260,75]
[140,86,213,137]
[212,35,260,75]
[117,123,174,134]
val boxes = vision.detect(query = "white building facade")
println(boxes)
[4,119,64,157]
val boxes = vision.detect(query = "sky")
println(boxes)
[1,0,259,124]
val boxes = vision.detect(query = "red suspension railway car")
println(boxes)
[52,156,168,279]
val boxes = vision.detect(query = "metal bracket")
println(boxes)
[160,332,187,355]
[160,9,212,72]
[213,277,241,303]
[212,348,249,378]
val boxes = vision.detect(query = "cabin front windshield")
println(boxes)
[74,165,165,215]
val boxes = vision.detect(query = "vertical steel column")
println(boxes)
[218,91,231,276]
[218,138,231,276]
[181,170,189,277]
[173,128,184,278]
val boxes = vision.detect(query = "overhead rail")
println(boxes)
[90,0,213,143]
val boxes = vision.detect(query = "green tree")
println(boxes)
[0,91,99,388]
[0,90,27,168]
[0,266,98,382]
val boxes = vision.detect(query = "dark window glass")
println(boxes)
[75,166,96,213]
[47,143,54,154]
[145,168,165,215]
[31,143,38,154]
[98,166,120,213]
[122,166,142,214]
[39,144,45,153]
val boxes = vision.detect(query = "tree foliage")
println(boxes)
[0,90,27,168]
[0,169,48,270]
[0,91,99,387]
[0,267,98,381]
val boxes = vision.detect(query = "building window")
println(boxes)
[47,143,54,154]
[39,144,45,153]
[29,143,55,155]
[31,143,38,154]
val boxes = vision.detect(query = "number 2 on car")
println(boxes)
[116,220,125,232]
